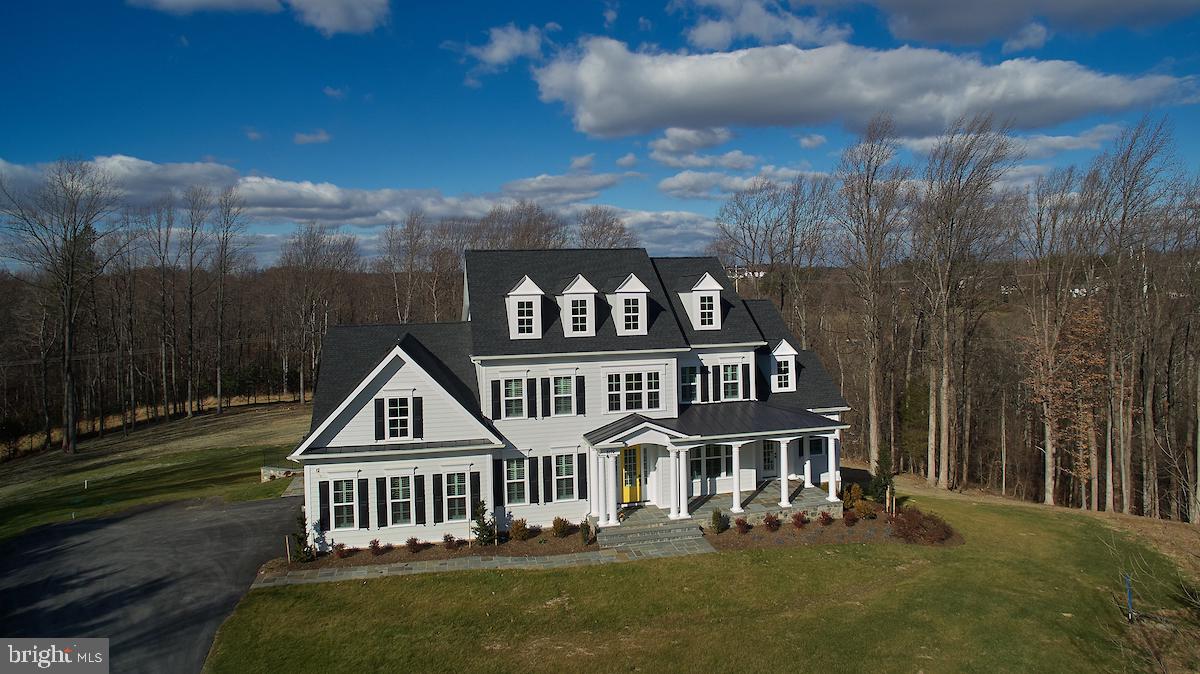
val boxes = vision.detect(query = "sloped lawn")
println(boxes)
[205,492,1192,673]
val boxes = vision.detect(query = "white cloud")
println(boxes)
[617,208,718,254]
[500,171,631,205]
[797,133,827,148]
[322,85,347,99]
[899,123,1122,159]
[658,165,815,199]
[646,127,757,169]
[569,153,595,172]
[128,0,389,35]
[603,4,618,28]
[616,152,638,167]
[244,127,262,141]
[128,0,280,13]
[637,16,652,30]
[535,38,1185,137]
[1001,22,1050,53]
[680,0,850,50]
[293,128,331,144]
[457,23,547,85]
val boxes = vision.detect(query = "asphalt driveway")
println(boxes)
[0,496,300,673]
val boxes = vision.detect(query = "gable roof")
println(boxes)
[743,299,848,410]
[464,249,688,357]
[650,257,764,346]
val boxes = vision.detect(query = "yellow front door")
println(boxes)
[621,445,642,503]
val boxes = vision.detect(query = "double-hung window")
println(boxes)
[689,445,732,480]
[332,479,356,529]
[570,299,588,333]
[721,364,741,401]
[699,294,715,326]
[503,378,525,419]
[624,372,644,410]
[445,472,468,521]
[680,366,698,403]
[505,459,527,505]
[552,376,574,416]
[388,475,413,525]
[516,300,535,335]
[623,297,640,331]
[386,397,410,439]
[646,372,661,409]
[607,374,622,412]
[607,371,663,412]
[554,454,575,500]
[775,359,791,390]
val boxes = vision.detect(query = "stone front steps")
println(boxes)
[596,515,704,549]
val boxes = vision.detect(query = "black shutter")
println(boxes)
[374,398,385,440]
[742,363,751,400]
[357,478,369,529]
[412,397,424,438]
[543,456,553,503]
[575,375,586,415]
[493,459,505,508]
[541,377,551,418]
[699,367,709,403]
[376,477,388,527]
[415,476,426,525]
[526,378,537,418]
[470,472,481,518]
[491,380,501,419]
[529,457,540,504]
[711,365,721,401]
[577,452,588,499]
[757,358,770,400]
[432,474,444,523]
[318,480,330,532]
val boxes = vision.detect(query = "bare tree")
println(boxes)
[379,211,428,322]
[0,159,123,453]
[182,186,213,417]
[576,206,640,248]
[211,186,245,414]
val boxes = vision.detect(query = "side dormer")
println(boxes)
[558,274,598,338]
[770,339,798,393]
[680,272,723,331]
[505,275,544,340]
[609,273,649,336]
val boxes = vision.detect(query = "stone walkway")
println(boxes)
[280,476,304,498]
[253,537,715,588]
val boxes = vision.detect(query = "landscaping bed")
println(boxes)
[704,510,895,550]
[703,501,962,551]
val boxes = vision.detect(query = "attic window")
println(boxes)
[699,294,715,327]
[570,299,588,333]
[623,297,640,331]
[774,359,790,389]
[516,300,535,335]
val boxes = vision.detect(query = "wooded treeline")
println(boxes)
[711,114,1199,524]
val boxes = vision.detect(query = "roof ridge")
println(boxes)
[331,321,470,329]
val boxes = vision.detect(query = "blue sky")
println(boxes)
[2,0,1198,257]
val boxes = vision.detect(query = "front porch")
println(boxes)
[613,479,842,530]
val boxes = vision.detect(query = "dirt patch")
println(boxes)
[285,530,592,569]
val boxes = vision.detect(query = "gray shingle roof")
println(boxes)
[650,257,765,346]
[743,299,848,410]
[583,404,843,445]
[464,249,688,357]
[304,439,496,456]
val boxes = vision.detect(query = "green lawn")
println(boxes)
[0,404,309,542]
[205,492,1191,673]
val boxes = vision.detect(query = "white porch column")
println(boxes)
[730,441,746,513]
[803,437,814,488]
[667,449,680,519]
[677,447,691,518]
[606,453,620,525]
[595,450,607,524]
[826,436,838,502]
[778,437,794,508]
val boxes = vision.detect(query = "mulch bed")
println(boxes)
[704,514,897,551]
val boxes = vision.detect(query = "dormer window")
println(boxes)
[771,339,798,392]
[683,272,724,331]
[559,274,597,338]
[570,299,588,333]
[698,294,715,327]
[506,275,544,340]
[516,300,535,335]
[775,359,790,388]
[610,273,649,336]
[623,297,640,331]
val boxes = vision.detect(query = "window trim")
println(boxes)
[443,471,469,522]
[554,453,577,501]
[689,444,732,481]
[504,458,528,505]
[331,478,357,530]
[623,296,640,332]
[569,298,589,334]
[502,378,526,419]
[515,299,535,335]
[773,356,795,392]
[605,370,664,413]
[387,475,414,527]
[698,292,717,327]
[384,395,411,440]
[680,366,698,403]
[551,376,575,417]
[721,364,741,401]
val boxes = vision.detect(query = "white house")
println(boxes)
[289,249,849,548]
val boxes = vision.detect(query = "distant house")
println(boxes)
[289,249,849,548]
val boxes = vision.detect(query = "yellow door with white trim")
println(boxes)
[621,445,642,503]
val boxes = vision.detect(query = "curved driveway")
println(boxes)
[0,496,300,673]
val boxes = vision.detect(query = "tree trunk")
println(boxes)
[1141,359,1159,517]
[867,331,881,473]
[938,313,951,489]
[1042,401,1055,505]
[1001,390,1007,497]
[927,360,937,485]
[1089,409,1099,512]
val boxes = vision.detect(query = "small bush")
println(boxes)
[405,536,421,554]
[843,509,859,526]
[710,507,728,534]
[551,516,571,538]
[791,511,809,529]
[368,538,384,556]
[853,499,878,520]
[443,533,458,550]
[509,518,531,541]
[331,542,349,559]
[866,471,893,502]
[842,483,863,505]
[579,519,592,545]
[891,506,954,544]
[734,517,751,534]
[762,512,781,532]
[818,511,834,526]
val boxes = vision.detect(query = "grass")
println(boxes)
[205,490,1191,673]
[0,403,310,542]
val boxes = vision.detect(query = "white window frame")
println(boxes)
[502,378,525,419]
[332,478,356,530]
[504,458,527,505]
[680,366,698,403]
[689,444,732,480]
[623,297,640,332]
[551,376,574,416]
[721,364,741,401]
[388,475,414,526]
[605,370,663,413]
[570,298,589,333]
[385,396,411,440]
[698,293,717,327]
[809,436,827,456]
[516,299,535,335]
[554,454,576,501]
[444,471,468,522]
[773,356,796,392]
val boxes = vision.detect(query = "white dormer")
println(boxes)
[680,272,723,331]
[505,275,544,340]
[771,339,798,392]
[610,273,649,336]
[558,274,598,338]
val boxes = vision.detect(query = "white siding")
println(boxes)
[677,347,758,402]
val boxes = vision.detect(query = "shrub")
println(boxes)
[579,519,592,545]
[443,533,458,550]
[734,517,751,534]
[818,511,834,526]
[866,470,893,502]
[842,483,864,505]
[843,509,859,526]
[710,507,728,534]
[762,512,781,532]
[551,516,571,538]
[472,499,497,546]
[853,499,878,520]
[290,514,317,563]
[331,542,349,559]
[891,506,955,544]
[509,518,531,541]
[368,538,384,556]
[791,511,809,529]
[405,536,422,554]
